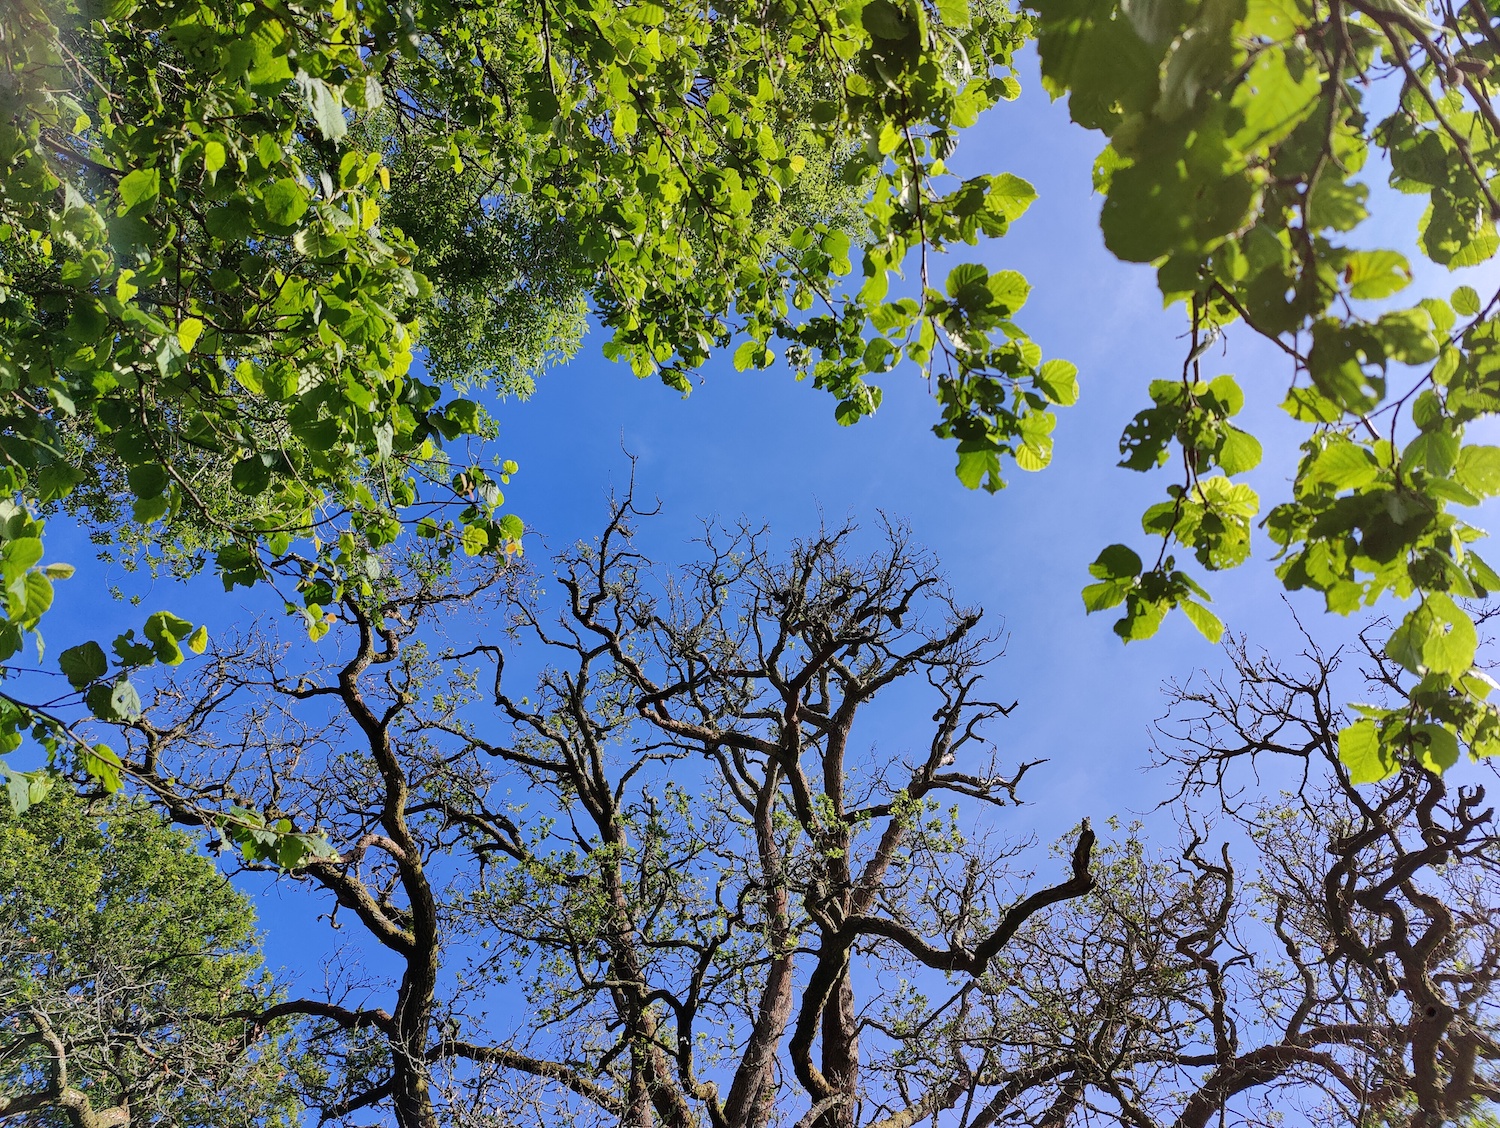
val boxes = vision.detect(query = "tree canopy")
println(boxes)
[1029,0,1500,782]
[0,0,1055,796]
[0,787,298,1128]
[1,0,1497,811]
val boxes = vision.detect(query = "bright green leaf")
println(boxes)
[117,167,160,214]
[1340,718,1394,784]
[1180,599,1224,642]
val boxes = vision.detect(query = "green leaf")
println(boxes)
[1412,723,1459,774]
[987,270,1030,314]
[986,173,1037,222]
[276,834,309,869]
[1230,46,1321,150]
[127,463,169,498]
[36,466,85,503]
[231,456,272,495]
[117,167,161,214]
[1451,285,1481,316]
[1389,594,1476,678]
[255,134,284,168]
[1089,543,1143,581]
[1180,599,1224,642]
[1206,374,1244,416]
[1343,250,1411,300]
[262,178,308,227]
[523,85,560,126]
[1082,578,1132,611]
[1115,593,1168,641]
[946,262,988,301]
[59,641,108,688]
[935,0,969,24]
[1035,359,1079,406]
[1340,718,1394,784]
[862,0,914,39]
[462,525,489,556]
[1014,439,1052,471]
[177,317,205,353]
[297,71,347,142]
[1375,309,1438,364]
[1466,548,1500,595]
[1282,387,1342,423]
[1419,594,1476,678]
[1,538,43,589]
[1420,297,1455,335]
[83,743,123,792]
[1308,177,1368,232]
[1304,440,1379,491]
[1,765,55,815]
[144,610,196,665]
[0,765,53,816]
[1119,403,1182,473]
[1402,430,1459,478]
[1157,21,1235,122]
[86,678,141,722]
[4,767,32,816]
[1456,446,1500,496]
[954,448,1000,490]
[1217,427,1262,474]
[21,571,53,628]
[613,102,639,139]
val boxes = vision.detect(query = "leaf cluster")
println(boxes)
[1023,0,1500,777]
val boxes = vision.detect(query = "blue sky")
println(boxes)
[469,58,1406,838]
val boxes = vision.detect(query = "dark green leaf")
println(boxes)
[1089,543,1143,581]
[58,641,108,688]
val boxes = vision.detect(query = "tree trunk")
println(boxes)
[815,970,859,1128]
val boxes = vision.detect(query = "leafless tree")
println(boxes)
[932,635,1500,1127]
[93,494,1093,1128]
[57,500,1500,1128]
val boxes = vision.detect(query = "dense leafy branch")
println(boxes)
[1025,0,1500,780]
[0,0,1068,821]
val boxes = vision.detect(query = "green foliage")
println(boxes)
[1018,0,1500,776]
[15,0,1492,799]
[216,803,339,871]
[0,0,1060,810]
[348,107,592,399]
[0,787,300,1127]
